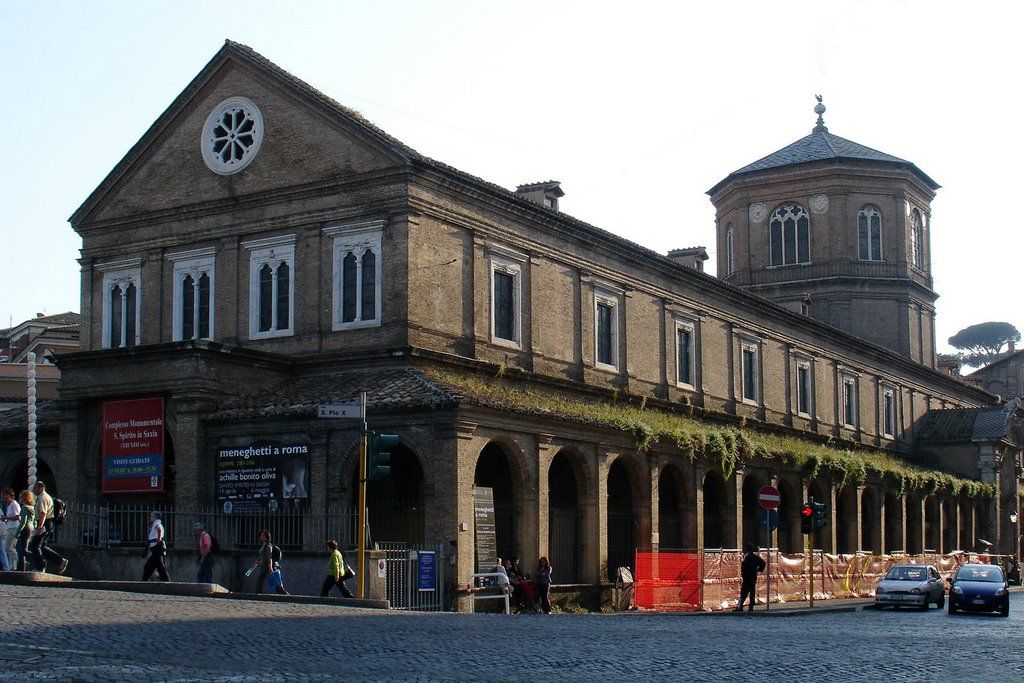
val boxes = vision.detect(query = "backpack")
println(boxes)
[52,498,68,526]
[209,534,220,554]
[271,544,282,564]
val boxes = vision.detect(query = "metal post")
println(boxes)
[808,533,814,607]
[356,391,368,599]
[765,511,770,611]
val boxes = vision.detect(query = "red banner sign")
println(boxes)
[101,397,165,494]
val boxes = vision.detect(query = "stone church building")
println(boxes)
[23,42,1023,590]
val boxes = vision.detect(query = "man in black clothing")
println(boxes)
[736,543,766,612]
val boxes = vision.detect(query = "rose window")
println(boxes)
[201,96,264,175]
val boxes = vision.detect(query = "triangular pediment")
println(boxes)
[73,42,417,227]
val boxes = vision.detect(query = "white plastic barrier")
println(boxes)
[466,572,511,614]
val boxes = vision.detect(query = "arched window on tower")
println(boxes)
[769,203,810,266]
[858,206,883,261]
[910,209,925,270]
[725,224,735,275]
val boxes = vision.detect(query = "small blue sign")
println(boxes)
[763,509,780,532]
[417,550,436,592]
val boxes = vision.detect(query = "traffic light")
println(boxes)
[368,431,399,480]
[800,503,813,534]
[811,497,828,530]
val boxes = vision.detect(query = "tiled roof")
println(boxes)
[0,400,59,434]
[205,367,458,421]
[709,130,939,193]
[1,312,81,336]
[917,399,1021,442]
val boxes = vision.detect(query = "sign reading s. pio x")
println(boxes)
[102,397,165,494]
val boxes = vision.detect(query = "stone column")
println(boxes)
[695,464,706,551]
[532,434,555,568]
[596,447,612,582]
[878,488,888,555]
[729,467,744,549]
[978,447,1000,551]
[854,485,865,553]
[826,482,837,554]
[56,399,85,504]
[453,422,479,590]
[937,498,946,555]
[952,500,961,552]
[648,457,661,551]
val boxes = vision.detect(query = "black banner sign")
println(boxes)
[474,486,497,572]
[216,439,310,514]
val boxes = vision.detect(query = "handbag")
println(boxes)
[341,565,356,581]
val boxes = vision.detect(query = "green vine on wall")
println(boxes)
[428,368,995,500]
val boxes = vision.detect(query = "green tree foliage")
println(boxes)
[948,322,1021,366]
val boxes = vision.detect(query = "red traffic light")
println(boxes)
[801,505,813,517]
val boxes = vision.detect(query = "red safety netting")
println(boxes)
[634,551,702,611]
[635,549,986,611]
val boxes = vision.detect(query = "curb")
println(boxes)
[0,572,388,608]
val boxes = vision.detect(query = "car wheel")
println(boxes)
[936,592,945,609]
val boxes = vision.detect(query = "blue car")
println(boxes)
[948,564,1009,617]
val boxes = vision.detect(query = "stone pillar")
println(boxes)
[826,482,837,554]
[648,457,660,551]
[695,464,706,551]
[914,497,927,555]
[453,422,479,589]
[56,399,85,504]
[532,434,555,568]
[978,448,1000,551]
[878,488,888,555]
[596,448,612,583]
[937,498,946,555]
[854,485,865,552]
[303,431,328,551]
[729,467,743,549]
[952,500,961,552]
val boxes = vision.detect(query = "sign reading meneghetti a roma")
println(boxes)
[101,397,165,494]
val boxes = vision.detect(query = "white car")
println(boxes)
[874,564,946,609]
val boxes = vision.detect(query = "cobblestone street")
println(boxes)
[0,586,1021,680]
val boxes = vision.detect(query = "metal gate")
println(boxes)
[378,541,448,611]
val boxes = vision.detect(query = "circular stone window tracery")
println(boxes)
[200,96,264,175]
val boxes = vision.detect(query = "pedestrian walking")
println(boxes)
[535,556,553,614]
[142,511,170,582]
[1,488,21,571]
[320,540,354,598]
[28,481,68,574]
[247,530,288,595]
[194,522,214,584]
[736,543,766,613]
[15,491,35,571]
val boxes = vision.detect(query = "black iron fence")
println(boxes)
[51,502,362,552]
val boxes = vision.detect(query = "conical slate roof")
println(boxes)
[708,126,939,194]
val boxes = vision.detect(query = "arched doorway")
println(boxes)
[703,471,727,549]
[606,459,636,580]
[778,479,800,553]
[942,499,954,554]
[884,490,902,553]
[836,487,857,554]
[861,487,879,554]
[548,451,583,583]
[906,496,923,554]
[3,458,57,497]
[741,474,765,549]
[475,442,518,564]
[658,465,689,550]
[924,497,940,552]
[354,443,424,545]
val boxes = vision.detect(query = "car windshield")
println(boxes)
[884,566,926,581]
[956,566,1004,583]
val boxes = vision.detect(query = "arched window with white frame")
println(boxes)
[858,206,883,261]
[328,221,383,330]
[769,203,810,266]
[100,264,142,349]
[243,235,296,339]
[169,249,215,341]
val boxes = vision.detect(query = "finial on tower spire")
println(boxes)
[813,95,828,133]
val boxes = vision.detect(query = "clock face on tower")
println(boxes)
[748,203,767,223]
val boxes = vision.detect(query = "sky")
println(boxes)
[1,1,1020,359]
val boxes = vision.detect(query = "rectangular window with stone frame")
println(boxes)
[882,385,897,438]
[676,321,696,388]
[842,374,858,429]
[489,253,522,347]
[796,359,813,417]
[741,342,759,403]
[594,290,619,370]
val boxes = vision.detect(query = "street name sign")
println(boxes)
[317,403,362,419]
[758,485,781,510]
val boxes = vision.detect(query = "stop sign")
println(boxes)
[758,485,781,510]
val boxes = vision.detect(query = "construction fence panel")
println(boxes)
[634,551,701,611]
